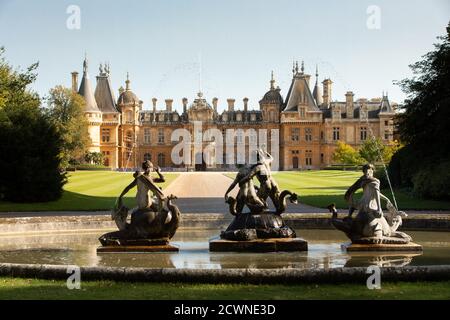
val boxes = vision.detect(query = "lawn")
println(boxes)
[0,277,449,300]
[226,170,450,210]
[0,171,179,212]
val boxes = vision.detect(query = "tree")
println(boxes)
[358,137,385,164]
[332,141,363,165]
[84,152,104,165]
[45,86,91,168]
[389,22,450,199]
[0,47,66,202]
[395,22,450,160]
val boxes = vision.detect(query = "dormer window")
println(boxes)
[250,114,256,122]
[332,107,341,119]
[300,107,306,118]
[236,113,242,122]
[222,113,228,122]
[173,114,179,122]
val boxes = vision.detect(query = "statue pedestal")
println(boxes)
[342,242,423,252]
[97,238,179,253]
[209,237,308,253]
[97,244,179,253]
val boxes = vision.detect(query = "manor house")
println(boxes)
[72,58,395,170]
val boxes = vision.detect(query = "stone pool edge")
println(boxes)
[1,263,450,284]
[0,213,449,235]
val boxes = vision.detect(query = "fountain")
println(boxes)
[327,164,422,252]
[97,160,181,253]
[209,149,308,252]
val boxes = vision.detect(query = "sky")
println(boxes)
[0,0,448,112]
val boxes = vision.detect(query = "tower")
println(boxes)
[77,56,102,153]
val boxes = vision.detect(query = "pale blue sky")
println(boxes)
[0,0,448,112]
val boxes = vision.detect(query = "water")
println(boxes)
[0,229,449,269]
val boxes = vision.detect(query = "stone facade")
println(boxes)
[74,59,396,171]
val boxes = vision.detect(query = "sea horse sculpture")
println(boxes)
[221,150,299,241]
[328,164,412,245]
[98,161,181,246]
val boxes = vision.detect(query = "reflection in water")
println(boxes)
[0,229,447,269]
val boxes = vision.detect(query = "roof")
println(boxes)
[189,92,214,111]
[118,90,139,105]
[260,88,283,106]
[95,72,119,113]
[78,59,100,113]
[379,95,394,113]
[283,74,320,112]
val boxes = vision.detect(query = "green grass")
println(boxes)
[0,171,178,212]
[0,277,449,300]
[226,171,450,210]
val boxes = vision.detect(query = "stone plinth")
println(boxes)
[209,237,308,253]
[97,244,179,253]
[342,242,423,252]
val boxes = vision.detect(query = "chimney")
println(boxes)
[243,97,249,112]
[322,79,333,106]
[345,91,354,119]
[165,99,173,112]
[71,72,79,93]
[227,99,235,112]
[212,97,218,112]
[182,98,188,114]
[152,98,157,113]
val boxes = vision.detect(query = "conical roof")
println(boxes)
[95,65,119,113]
[78,57,100,113]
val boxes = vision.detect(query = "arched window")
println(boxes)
[144,153,152,162]
[126,110,133,122]
[158,153,165,167]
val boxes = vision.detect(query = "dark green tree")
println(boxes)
[390,22,450,199]
[0,47,66,202]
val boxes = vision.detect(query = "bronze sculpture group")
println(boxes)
[99,160,180,248]
[327,163,414,246]
[98,152,416,253]
[220,149,298,242]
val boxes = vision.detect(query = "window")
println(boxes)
[305,150,312,166]
[333,127,340,141]
[269,110,276,122]
[385,130,390,140]
[236,130,244,144]
[126,110,133,122]
[158,128,165,144]
[305,128,312,141]
[158,153,165,167]
[144,153,151,162]
[300,108,306,118]
[236,113,242,122]
[320,153,324,164]
[320,131,324,140]
[360,127,367,141]
[102,128,110,143]
[144,129,151,144]
[250,114,256,122]
[385,121,388,126]
[291,128,300,141]
[126,131,133,142]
